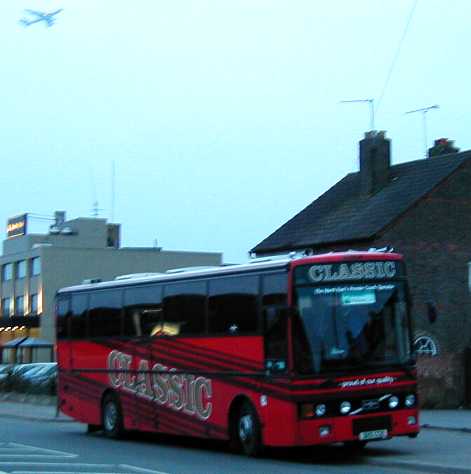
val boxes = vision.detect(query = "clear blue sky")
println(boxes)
[1,1,469,262]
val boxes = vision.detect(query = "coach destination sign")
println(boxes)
[295,261,403,284]
[6,214,27,238]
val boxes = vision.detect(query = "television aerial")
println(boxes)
[405,105,440,157]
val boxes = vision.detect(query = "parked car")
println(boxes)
[15,363,56,381]
[0,365,12,382]
[1,362,57,394]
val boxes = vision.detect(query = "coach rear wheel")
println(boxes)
[235,401,263,457]
[102,392,124,439]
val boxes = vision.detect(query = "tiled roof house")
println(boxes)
[252,131,471,408]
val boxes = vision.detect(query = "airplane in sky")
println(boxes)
[19,9,63,27]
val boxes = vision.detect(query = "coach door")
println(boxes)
[262,273,289,374]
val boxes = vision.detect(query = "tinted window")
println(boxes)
[124,285,162,337]
[70,293,88,339]
[262,273,288,366]
[208,275,259,334]
[89,290,122,337]
[262,273,288,307]
[163,281,207,336]
[56,295,70,339]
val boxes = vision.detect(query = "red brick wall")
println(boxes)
[417,353,464,408]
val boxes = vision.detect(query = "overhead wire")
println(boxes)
[376,0,419,115]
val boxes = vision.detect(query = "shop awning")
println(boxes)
[3,337,52,348]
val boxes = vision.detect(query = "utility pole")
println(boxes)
[340,98,375,131]
[405,105,440,158]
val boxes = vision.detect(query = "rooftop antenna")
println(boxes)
[111,160,116,223]
[89,166,104,218]
[340,98,375,131]
[91,201,103,218]
[405,104,440,158]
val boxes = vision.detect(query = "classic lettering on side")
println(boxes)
[194,376,213,420]
[183,374,196,416]
[308,261,397,283]
[168,369,185,410]
[107,350,124,388]
[152,363,169,405]
[136,360,153,399]
[122,353,135,391]
[108,351,213,421]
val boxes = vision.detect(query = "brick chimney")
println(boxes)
[359,130,391,195]
[428,138,459,158]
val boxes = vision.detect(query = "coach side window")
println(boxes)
[263,273,288,370]
[70,293,89,339]
[163,281,207,336]
[56,295,71,339]
[124,285,163,337]
[208,275,259,335]
[89,290,123,338]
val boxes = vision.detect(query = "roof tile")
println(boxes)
[252,151,471,253]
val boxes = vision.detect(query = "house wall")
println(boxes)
[378,159,471,408]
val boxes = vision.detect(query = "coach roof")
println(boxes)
[57,258,292,293]
[57,250,402,294]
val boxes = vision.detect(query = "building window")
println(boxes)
[1,297,11,317]
[17,260,26,279]
[31,257,41,276]
[15,295,25,316]
[2,263,12,281]
[30,294,38,315]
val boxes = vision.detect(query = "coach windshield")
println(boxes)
[292,261,412,375]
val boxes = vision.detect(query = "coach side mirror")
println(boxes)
[426,301,438,324]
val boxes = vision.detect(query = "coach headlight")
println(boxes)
[388,396,399,409]
[405,394,416,407]
[315,403,327,417]
[340,401,351,414]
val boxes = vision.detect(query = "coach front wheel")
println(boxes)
[102,392,124,439]
[235,401,263,457]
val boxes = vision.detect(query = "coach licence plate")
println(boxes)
[358,429,388,441]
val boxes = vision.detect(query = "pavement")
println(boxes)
[420,409,471,433]
[0,392,70,422]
